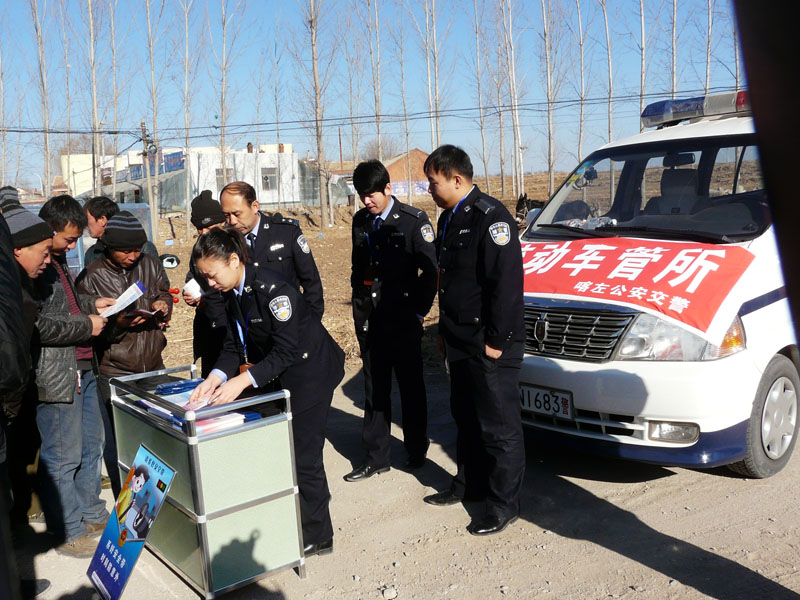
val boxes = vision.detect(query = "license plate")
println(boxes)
[520,385,573,420]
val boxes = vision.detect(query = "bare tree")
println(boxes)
[270,14,284,208]
[29,0,51,198]
[361,0,383,160]
[705,0,713,94]
[486,33,507,198]
[87,0,101,196]
[671,0,677,98]
[295,0,335,228]
[342,9,364,169]
[499,0,524,197]
[0,27,6,185]
[363,136,401,162]
[599,0,614,197]
[209,0,246,188]
[472,0,490,194]
[571,0,588,158]
[58,0,73,193]
[409,0,438,150]
[108,0,120,202]
[144,0,165,230]
[390,0,413,203]
[179,0,199,237]
[540,0,567,198]
[638,0,646,130]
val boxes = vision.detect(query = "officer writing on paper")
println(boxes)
[188,228,345,558]
[423,144,526,536]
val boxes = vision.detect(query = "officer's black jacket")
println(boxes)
[185,259,227,365]
[213,264,344,414]
[351,198,438,329]
[435,186,525,362]
[249,212,324,317]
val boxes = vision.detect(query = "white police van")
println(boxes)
[519,91,798,478]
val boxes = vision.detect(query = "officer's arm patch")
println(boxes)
[268,295,293,321]
[297,234,311,254]
[488,222,511,246]
[420,223,435,243]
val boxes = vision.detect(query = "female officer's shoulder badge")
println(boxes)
[420,223,435,243]
[488,222,511,246]
[297,234,311,254]
[268,295,292,321]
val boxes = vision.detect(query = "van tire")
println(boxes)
[729,355,799,478]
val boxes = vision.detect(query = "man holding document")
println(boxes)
[76,211,172,497]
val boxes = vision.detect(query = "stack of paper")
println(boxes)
[195,413,245,434]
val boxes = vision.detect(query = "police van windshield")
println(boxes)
[523,135,768,243]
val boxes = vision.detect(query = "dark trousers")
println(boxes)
[357,319,429,467]
[4,391,40,524]
[448,353,525,518]
[291,398,333,546]
[97,375,122,498]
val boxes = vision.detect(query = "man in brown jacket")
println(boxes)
[76,211,172,497]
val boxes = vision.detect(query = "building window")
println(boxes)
[261,167,277,191]
[216,168,234,194]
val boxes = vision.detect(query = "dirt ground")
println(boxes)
[21,177,800,599]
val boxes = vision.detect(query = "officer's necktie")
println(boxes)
[373,216,383,231]
[246,233,256,248]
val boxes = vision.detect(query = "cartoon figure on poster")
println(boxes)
[87,445,175,600]
[116,464,150,543]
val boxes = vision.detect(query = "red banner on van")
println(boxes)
[521,238,756,342]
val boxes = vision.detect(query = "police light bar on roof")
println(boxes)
[641,91,750,129]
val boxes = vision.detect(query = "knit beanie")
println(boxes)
[102,210,148,250]
[0,186,21,211]
[3,203,54,248]
[190,190,225,229]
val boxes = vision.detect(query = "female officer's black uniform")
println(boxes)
[212,263,345,551]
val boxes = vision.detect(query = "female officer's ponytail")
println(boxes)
[191,226,249,264]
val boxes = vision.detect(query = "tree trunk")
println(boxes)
[671,0,677,99]
[60,0,72,195]
[145,0,161,230]
[109,0,119,203]
[639,0,646,132]
[500,0,523,197]
[431,0,441,146]
[181,0,194,238]
[600,0,614,196]
[541,0,554,197]
[576,0,586,158]
[0,42,4,185]
[309,0,329,228]
[88,0,101,197]
[366,0,382,161]
[705,0,713,94]
[473,0,490,195]
[29,0,51,199]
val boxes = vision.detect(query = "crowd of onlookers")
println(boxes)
[0,188,173,598]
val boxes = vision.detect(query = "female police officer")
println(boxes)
[189,228,344,557]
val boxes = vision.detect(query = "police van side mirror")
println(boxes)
[159,254,180,269]
[526,208,541,228]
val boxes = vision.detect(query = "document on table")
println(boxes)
[100,281,146,318]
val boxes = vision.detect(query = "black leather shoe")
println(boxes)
[466,513,519,536]
[303,538,333,557]
[20,578,51,599]
[404,455,426,470]
[343,464,390,482]
[423,490,463,506]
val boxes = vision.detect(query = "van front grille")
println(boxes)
[524,305,636,362]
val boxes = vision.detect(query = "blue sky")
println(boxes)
[1,0,743,190]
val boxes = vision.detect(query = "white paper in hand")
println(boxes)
[100,280,147,318]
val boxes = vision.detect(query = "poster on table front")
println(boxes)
[87,445,176,600]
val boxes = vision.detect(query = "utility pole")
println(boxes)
[141,120,157,240]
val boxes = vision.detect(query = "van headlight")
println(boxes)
[616,315,745,361]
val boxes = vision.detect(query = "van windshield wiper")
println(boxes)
[594,225,732,243]
[535,223,617,238]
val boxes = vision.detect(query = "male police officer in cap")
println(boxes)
[220,181,324,316]
[344,160,438,482]
[423,144,525,536]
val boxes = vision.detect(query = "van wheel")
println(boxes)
[729,355,799,478]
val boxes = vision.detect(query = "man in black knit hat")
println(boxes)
[184,190,228,376]
[83,196,159,267]
[76,211,173,498]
